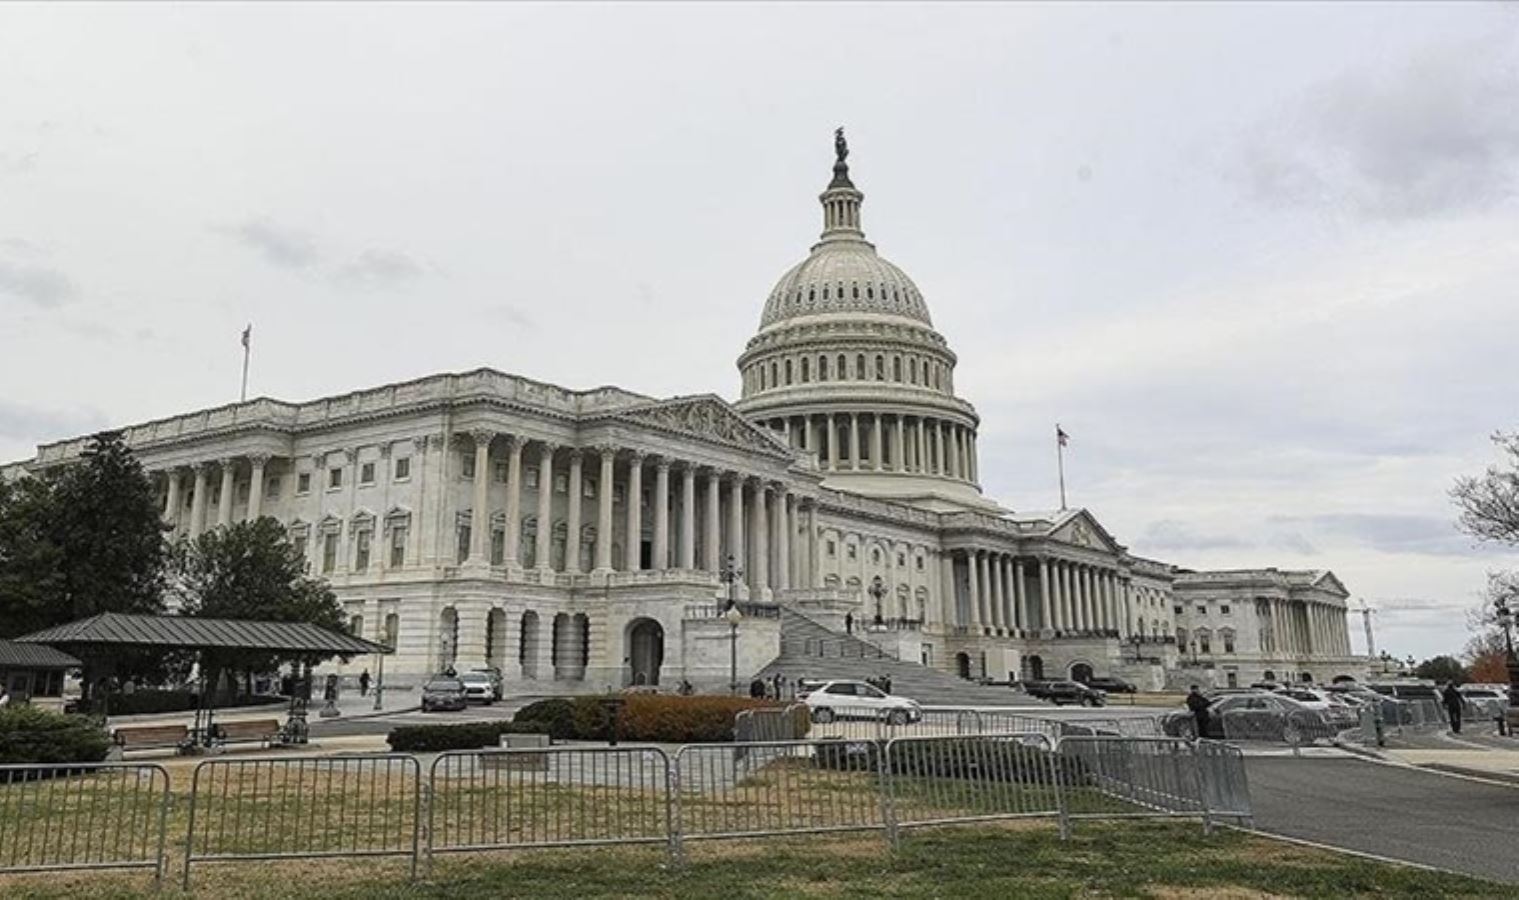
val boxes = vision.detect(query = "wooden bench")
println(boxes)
[213,719,283,749]
[113,724,190,752]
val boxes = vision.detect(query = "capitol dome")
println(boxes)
[736,131,998,514]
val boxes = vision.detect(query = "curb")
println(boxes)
[1226,824,1472,879]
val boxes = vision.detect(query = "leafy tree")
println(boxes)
[0,476,66,638]
[1412,655,1468,684]
[170,518,348,696]
[46,431,168,622]
[1452,432,1519,547]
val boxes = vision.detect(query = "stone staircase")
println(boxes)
[754,608,1047,708]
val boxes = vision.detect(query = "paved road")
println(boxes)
[1246,756,1519,884]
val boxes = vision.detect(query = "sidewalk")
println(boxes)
[106,688,418,727]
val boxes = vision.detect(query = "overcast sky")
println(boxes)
[3,2,1517,661]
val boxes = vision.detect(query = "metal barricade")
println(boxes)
[428,746,672,863]
[673,739,887,847]
[804,704,894,741]
[1219,708,1288,744]
[1194,740,1252,824]
[183,754,421,889]
[1057,737,1208,833]
[735,705,809,742]
[880,733,1060,843]
[0,762,170,884]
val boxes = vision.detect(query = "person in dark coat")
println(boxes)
[358,670,371,697]
[1185,685,1211,739]
[1442,681,1464,735]
[749,678,766,699]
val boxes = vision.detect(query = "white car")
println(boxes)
[803,680,922,725]
[1457,686,1508,720]
[1278,688,1358,728]
[457,672,496,705]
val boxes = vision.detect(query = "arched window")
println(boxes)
[819,355,829,381]
[909,358,918,384]
[852,283,859,299]
[875,355,885,380]
[856,354,865,379]
[837,354,847,379]
[801,357,810,382]
[757,367,766,391]
[770,361,778,387]
[784,359,793,384]
[893,356,902,382]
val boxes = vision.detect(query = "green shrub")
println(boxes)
[512,698,579,740]
[386,720,546,753]
[515,695,788,744]
[0,706,113,765]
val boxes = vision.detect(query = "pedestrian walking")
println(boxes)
[844,612,853,634]
[1185,684,1210,739]
[1442,681,1464,735]
[358,669,371,697]
[882,674,893,694]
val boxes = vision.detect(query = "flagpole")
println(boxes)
[239,324,251,402]
[1057,422,1069,510]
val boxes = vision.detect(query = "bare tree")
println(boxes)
[1452,432,1519,546]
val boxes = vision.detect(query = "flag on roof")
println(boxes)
[1057,425,1070,447]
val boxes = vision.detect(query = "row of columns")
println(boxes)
[1264,598,1351,659]
[160,454,273,538]
[943,550,1131,638]
[760,412,978,483]
[464,432,820,596]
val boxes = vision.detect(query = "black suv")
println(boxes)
[1023,680,1107,707]
[1084,676,1137,694]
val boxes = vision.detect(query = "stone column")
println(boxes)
[679,464,696,570]
[806,500,822,589]
[189,463,209,539]
[534,443,555,571]
[624,452,644,572]
[594,446,615,573]
[1059,562,1073,631]
[727,473,744,574]
[216,458,236,528]
[503,436,524,566]
[247,454,268,520]
[968,431,978,483]
[916,419,927,472]
[704,469,721,572]
[871,413,884,471]
[652,457,670,570]
[848,414,861,471]
[753,482,770,594]
[468,432,494,563]
[894,416,906,473]
[1012,558,1026,632]
[935,421,946,476]
[776,490,791,591]
[965,551,981,631]
[938,552,955,626]
[988,553,1004,631]
[565,450,583,573]
[825,414,836,470]
[163,468,181,530]
[1038,558,1052,632]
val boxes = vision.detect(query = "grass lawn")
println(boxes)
[2,820,1511,899]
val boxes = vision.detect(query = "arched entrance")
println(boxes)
[1300,672,1314,683]
[955,652,972,680]
[1025,655,1045,680]
[1070,662,1094,684]
[627,618,664,687]
[518,611,540,680]
[1263,669,1276,683]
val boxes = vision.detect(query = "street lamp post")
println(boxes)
[1494,596,1518,708]
[719,554,744,695]
[868,576,886,628]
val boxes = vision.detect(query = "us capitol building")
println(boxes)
[5,135,1366,694]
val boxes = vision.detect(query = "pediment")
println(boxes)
[1310,570,1350,598]
[613,395,790,458]
[1049,510,1124,555]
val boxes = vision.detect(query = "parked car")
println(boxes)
[1023,680,1106,707]
[470,667,504,701]
[1277,687,1358,729]
[420,677,467,713]
[1163,692,1315,740]
[458,672,496,705]
[1084,676,1136,694]
[802,679,922,725]
[1457,686,1508,720]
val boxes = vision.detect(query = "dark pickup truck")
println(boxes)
[1022,680,1106,707]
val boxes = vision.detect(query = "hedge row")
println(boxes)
[387,695,796,752]
[814,736,1087,783]
[77,690,288,717]
[387,720,546,753]
[0,706,112,765]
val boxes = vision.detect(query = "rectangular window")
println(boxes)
[613,484,625,505]
[296,473,311,495]
[389,526,407,567]
[354,531,371,572]
[583,477,597,499]
[1199,637,1212,654]
[526,467,540,489]
[495,462,509,483]
[265,476,281,499]
[393,457,411,481]
[1173,604,1182,616]
[322,533,338,573]
[457,525,471,563]
[1196,605,1206,616]
[291,533,308,566]
[554,473,568,493]
[491,529,505,565]
[328,467,343,490]
[827,540,836,557]
[1221,603,1231,616]
[847,544,857,560]
[461,454,476,479]
[359,462,375,485]
[916,556,925,571]
[1224,635,1236,653]
[237,482,250,501]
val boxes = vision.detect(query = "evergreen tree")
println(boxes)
[0,476,66,637]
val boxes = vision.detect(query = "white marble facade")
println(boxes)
[2,141,1367,692]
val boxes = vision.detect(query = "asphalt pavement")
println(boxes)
[1245,756,1519,884]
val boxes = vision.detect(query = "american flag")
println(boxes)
[241,324,252,349]
[1056,425,1070,447]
